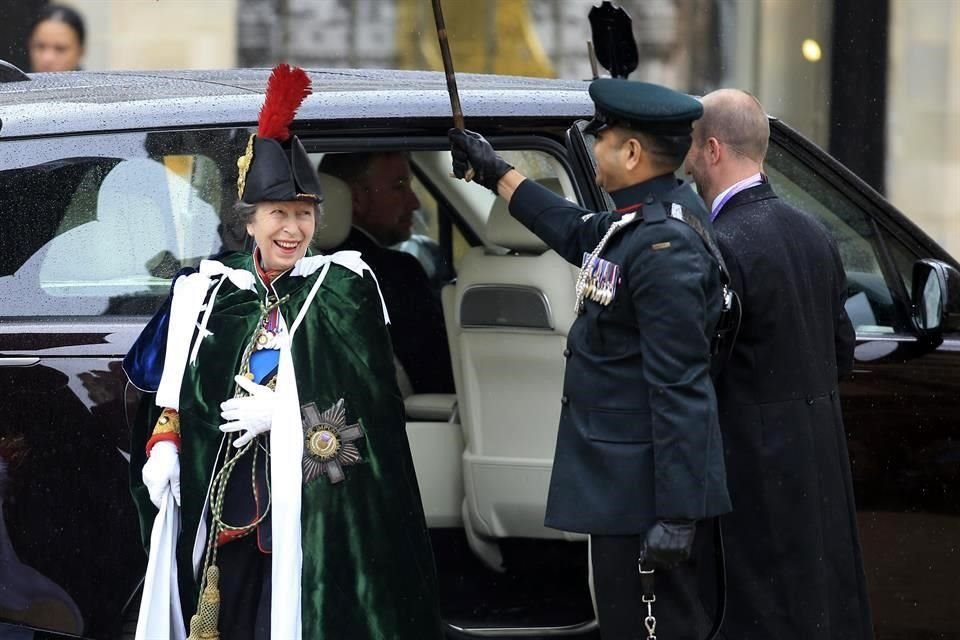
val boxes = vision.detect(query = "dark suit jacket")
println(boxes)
[509,175,731,535]
[335,228,454,394]
[712,182,872,639]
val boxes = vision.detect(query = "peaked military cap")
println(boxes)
[583,78,703,137]
[237,64,324,204]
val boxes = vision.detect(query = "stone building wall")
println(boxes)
[886,0,960,255]
[234,0,685,84]
[66,0,237,71]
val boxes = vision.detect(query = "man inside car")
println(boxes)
[318,152,454,395]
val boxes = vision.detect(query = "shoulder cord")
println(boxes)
[192,298,280,628]
[662,202,730,286]
[662,202,742,370]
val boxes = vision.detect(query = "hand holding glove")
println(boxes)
[641,520,697,570]
[448,128,514,193]
[219,375,276,448]
[142,440,180,508]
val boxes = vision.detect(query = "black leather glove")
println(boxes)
[641,520,697,570]
[448,128,514,193]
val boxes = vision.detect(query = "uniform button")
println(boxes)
[644,195,655,205]
[806,396,815,405]
[561,395,569,405]
[563,348,571,358]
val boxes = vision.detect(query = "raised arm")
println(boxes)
[448,128,614,265]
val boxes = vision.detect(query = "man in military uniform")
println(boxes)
[449,79,730,640]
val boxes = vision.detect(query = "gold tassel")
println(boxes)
[187,565,221,640]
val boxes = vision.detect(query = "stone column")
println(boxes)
[886,0,960,255]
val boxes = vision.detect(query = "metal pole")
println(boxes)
[348,0,359,67]
[485,1,497,74]
[277,0,290,61]
[431,0,475,181]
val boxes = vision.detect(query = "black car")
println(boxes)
[0,67,958,640]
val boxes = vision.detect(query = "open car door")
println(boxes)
[565,119,614,213]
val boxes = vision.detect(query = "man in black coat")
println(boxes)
[684,89,873,639]
[319,152,454,394]
[450,79,730,640]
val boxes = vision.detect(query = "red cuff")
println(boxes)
[146,432,181,455]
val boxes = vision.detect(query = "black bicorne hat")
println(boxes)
[236,64,323,204]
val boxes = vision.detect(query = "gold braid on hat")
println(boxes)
[236,134,255,199]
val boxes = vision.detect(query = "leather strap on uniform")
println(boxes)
[660,199,740,365]
[660,201,730,286]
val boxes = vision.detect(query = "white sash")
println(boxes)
[155,261,256,409]
[134,490,187,640]
[267,262,330,640]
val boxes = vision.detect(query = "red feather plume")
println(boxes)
[257,64,312,142]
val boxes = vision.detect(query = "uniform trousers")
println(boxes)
[590,520,718,640]
[216,533,272,640]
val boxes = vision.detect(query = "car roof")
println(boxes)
[0,68,595,139]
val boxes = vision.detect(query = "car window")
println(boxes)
[878,227,919,298]
[309,146,575,294]
[394,173,459,289]
[0,131,248,318]
[763,143,899,334]
[572,121,901,335]
[413,147,577,230]
[412,147,577,277]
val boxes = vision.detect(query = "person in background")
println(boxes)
[684,88,872,639]
[319,152,455,394]
[28,4,85,72]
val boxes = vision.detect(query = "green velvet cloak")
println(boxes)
[130,251,444,638]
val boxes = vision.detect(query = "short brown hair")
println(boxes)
[318,151,410,187]
[696,90,769,163]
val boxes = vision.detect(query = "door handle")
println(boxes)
[0,357,40,367]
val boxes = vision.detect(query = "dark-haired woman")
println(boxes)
[28,4,85,72]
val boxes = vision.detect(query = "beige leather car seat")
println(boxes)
[453,179,580,545]
[311,172,354,251]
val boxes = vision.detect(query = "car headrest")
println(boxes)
[312,172,353,250]
[485,177,566,253]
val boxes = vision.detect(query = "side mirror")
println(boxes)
[911,259,960,341]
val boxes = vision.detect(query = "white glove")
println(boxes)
[219,375,276,448]
[142,440,181,508]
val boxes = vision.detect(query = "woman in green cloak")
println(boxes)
[125,64,443,640]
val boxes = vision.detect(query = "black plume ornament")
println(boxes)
[588,1,639,79]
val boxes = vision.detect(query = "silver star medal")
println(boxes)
[301,399,365,484]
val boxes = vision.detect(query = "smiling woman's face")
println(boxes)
[246,200,316,272]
